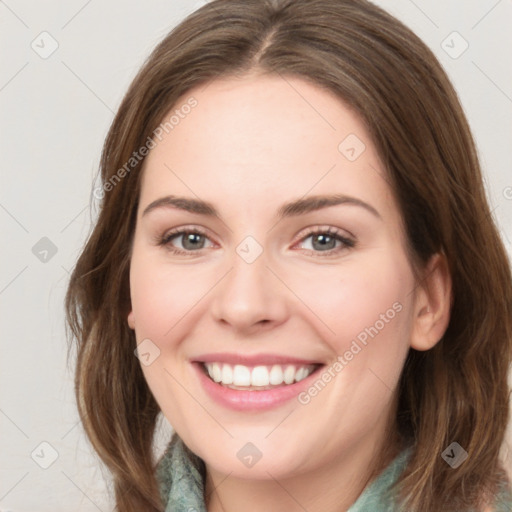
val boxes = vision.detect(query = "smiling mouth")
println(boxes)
[200,362,323,390]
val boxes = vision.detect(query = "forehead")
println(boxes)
[139,74,397,223]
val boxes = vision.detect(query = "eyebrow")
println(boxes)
[142,193,381,220]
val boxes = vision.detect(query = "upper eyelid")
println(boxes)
[161,226,212,244]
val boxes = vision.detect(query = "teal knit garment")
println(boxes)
[156,435,512,511]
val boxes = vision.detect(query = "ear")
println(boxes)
[410,252,452,351]
[127,310,136,330]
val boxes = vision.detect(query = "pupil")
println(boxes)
[183,233,204,250]
[313,234,335,251]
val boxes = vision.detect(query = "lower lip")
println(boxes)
[192,362,324,411]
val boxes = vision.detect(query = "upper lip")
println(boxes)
[192,352,324,366]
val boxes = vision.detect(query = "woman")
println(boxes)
[66,0,512,510]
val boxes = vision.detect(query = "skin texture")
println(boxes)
[127,74,452,512]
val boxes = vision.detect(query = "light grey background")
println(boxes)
[1,1,511,510]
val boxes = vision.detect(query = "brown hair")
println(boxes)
[65,0,512,510]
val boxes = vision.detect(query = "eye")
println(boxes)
[296,227,355,256]
[158,227,214,255]
[157,226,355,257]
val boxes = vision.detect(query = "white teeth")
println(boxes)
[283,365,296,384]
[233,365,251,386]
[251,366,269,386]
[211,363,222,382]
[221,364,233,384]
[295,367,308,382]
[269,365,284,385]
[203,362,317,388]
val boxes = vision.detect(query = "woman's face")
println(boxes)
[128,74,419,479]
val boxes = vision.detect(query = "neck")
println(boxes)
[204,424,402,512]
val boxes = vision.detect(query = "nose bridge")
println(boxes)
[210,234,287,329]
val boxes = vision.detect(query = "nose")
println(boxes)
[209,245,289,334]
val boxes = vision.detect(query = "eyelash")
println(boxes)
[157,226,356,257]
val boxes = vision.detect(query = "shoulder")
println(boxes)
[353,445,512,512]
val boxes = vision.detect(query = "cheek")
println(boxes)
[128,252,211,421]
[288,254,413,354]
[129,252,212,342]
[330,260,414,396]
